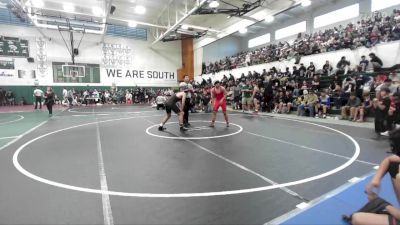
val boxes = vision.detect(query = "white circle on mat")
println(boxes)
[12,115,360,198]
[145,120,243,140]
[0,115,24,125]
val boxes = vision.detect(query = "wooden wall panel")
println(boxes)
[177,38,194,81]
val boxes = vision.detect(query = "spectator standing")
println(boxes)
[299,63,307,78]
[0,88,4,106]
[241,80,253,112]
[373,88,391,136]
[62,88,68,104]
[33,87,44,110]
[252,81,261,113]
[233,84,241,110]
[67,89,74,106]
[337,56,351,75]
[369,53,383,71]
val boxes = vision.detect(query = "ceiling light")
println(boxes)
[265,15,274,23]
[135,5,146,14]
[92,6,103,16]
[209,0,219,8]
[128,21,137,27]
[301,0,311,7]
[63,3,75,13]
[239,28,247,34]
[181,24,189,30]
[31,0,44,8]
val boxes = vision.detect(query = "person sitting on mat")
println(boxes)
[210,81,229,127]
[158,88,188,132]
[345,128,400,225]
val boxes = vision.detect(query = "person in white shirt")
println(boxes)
[62,88,68,104]
[33,87,44,110]
[125,91,133,104]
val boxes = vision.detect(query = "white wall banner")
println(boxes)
[0,69,38,85]
[101,68,177,87]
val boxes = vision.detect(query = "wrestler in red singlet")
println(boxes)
[210,81,229,127]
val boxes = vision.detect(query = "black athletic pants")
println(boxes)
[184,98,190,125]
[34,96,42,109]
[46,103,53,115]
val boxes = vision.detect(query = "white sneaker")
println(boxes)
[380,131,390,136]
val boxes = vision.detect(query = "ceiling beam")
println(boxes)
[101,0,113,43]
[151,0,207,46]
[155,0,174,24]
[109,16,168,29]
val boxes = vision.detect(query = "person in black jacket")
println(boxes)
[337,56,351,75]
[44,87,55,116]
[263,81,274,112]
[374,88,392,136]
[369,53,383,71]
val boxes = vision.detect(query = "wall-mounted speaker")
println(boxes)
[110,5,116,15]
[27,57,34,63]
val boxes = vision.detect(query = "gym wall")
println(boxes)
[0,24,182,88]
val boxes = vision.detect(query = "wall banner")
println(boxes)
[101,68,177,86]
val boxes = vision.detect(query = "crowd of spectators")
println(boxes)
[202,9,400,75]
[0,88,22,106]
[184,51,399,136]
[59,87,171,106]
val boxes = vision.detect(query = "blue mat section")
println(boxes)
[281,174,399,225]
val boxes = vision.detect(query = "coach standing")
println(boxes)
[180,75,193,127]
[33,87,44,110]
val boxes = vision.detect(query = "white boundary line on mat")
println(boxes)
[13,114,360,198]
[0,115,24,125]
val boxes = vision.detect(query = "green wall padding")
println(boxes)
[0,85,170,105]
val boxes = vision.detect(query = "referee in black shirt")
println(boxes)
[180,75,193,127]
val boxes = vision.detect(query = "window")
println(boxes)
[248,33,270,48]
[371,0,400,12]
[275,21,306,40]
[106,24,147,40]
[314,4,359,29]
